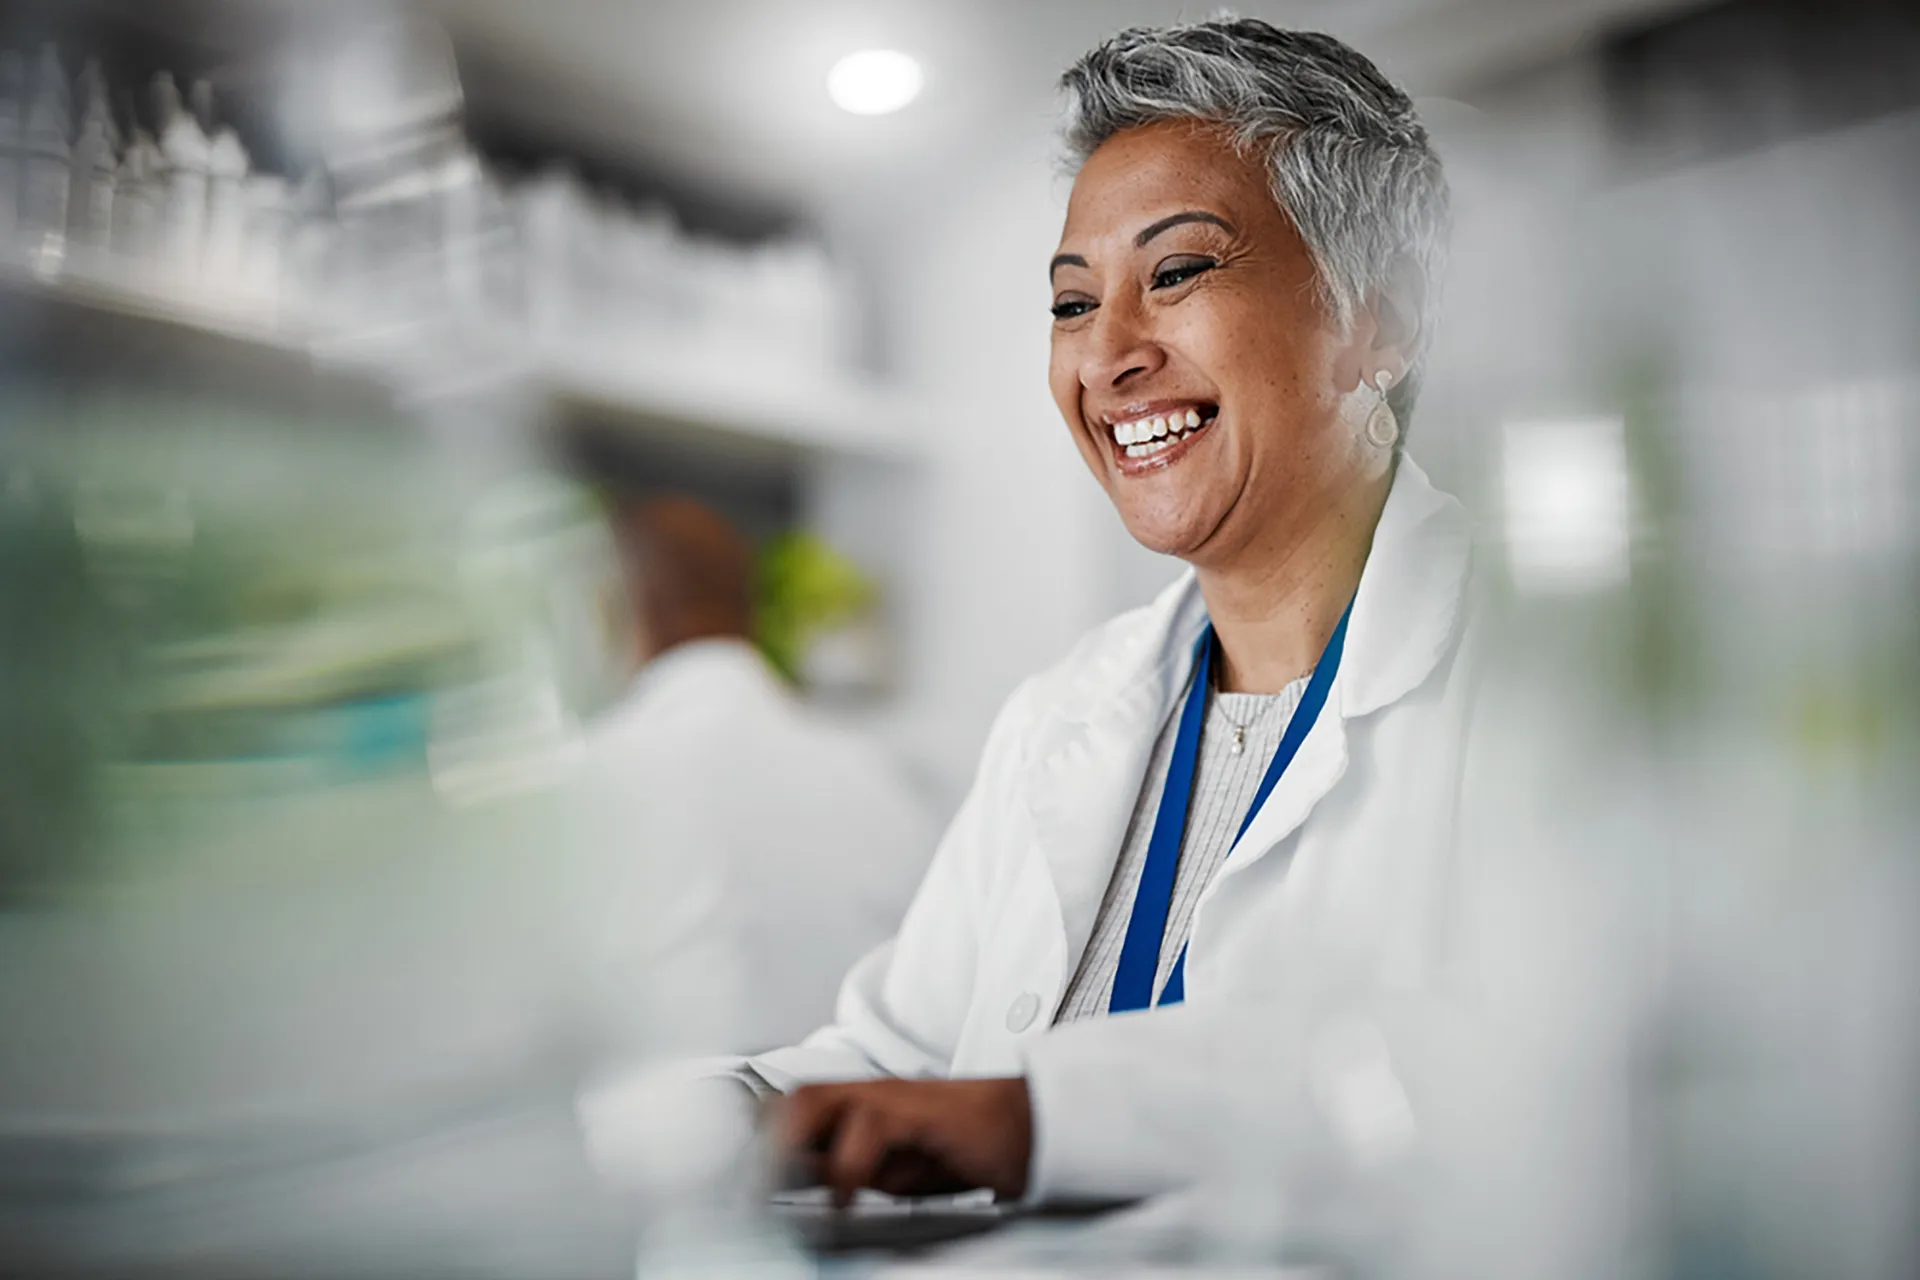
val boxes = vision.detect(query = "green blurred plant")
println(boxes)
[755,532,877,685]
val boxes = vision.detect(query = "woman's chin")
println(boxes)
[1113,504,1221,561]
[1102,436,1235,560]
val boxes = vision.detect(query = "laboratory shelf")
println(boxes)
[541,341,921,465]
[0,259,417,421]
[0,259,315,386]
[0,261,920,464]
[0,259,295,350]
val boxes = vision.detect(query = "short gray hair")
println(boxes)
[1060,18,1449,423]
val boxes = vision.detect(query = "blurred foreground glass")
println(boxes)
[0,10,797,1276]
[0,381,638,1273]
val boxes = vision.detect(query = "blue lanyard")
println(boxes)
[1107,602,1353,1013]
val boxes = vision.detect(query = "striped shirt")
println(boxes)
[1054,669,1309,1024]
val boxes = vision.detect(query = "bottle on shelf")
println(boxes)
[67,60,119,263]
[113,109,165,274]
[153,73,210,284]
[439,149,483,311]
[205,110,251,293]
[241,172,290,314]
[21,45,71,272]
[0,51,24,244]
[188,77,216,137]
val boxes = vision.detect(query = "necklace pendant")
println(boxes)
[1231,726,1246,755]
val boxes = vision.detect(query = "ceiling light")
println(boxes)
[827,49,922,116]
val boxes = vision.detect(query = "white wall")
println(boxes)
[818,115,1123,812]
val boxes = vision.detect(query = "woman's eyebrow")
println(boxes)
[1049,252,1088,280]
[1048,210,1232,279]
[1135,210,1234,246]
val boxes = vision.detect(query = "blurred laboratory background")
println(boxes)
[0,0,1915,1275]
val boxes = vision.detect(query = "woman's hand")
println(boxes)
[777,1077,1033,1206]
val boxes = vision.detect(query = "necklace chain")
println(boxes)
[1211,658,1317,755]
[1212,687,1279,756]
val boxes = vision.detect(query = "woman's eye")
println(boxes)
[1051,298,1095,320]
[1152,259,1215,290]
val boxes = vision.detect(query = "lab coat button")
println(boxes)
[1005,992,1041,1033]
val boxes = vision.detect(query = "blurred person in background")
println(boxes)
[696,19,1486,1211]
[594,496,935,1054]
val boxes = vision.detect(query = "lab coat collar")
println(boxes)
[1046,455,1472,731]
[1337,456,1473,719]
[620,637,789,721]
[1022,457,1472,972]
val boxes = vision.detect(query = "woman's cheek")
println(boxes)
[1046,362,1078,425]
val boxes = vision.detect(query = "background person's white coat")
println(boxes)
[587,638,937,1056]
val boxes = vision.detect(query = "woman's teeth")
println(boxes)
[1111,408,1208,459]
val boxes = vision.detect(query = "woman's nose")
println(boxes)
[1080,297,1165,390]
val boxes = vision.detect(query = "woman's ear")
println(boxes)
[1338,255,1425,395]
[1369,252,1426,367]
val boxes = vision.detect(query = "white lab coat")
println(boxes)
[745,458,1483,1204]
[584,639,936,1056]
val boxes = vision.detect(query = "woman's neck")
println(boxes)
[1197,471,1393,694]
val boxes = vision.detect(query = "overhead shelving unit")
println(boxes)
[0,261,352,404]
[0,261,921,469]
[0,0,925,464]
[542,341,918,465]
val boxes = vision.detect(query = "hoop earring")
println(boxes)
[1365,370,1399,450]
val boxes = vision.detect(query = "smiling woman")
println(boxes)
[698,17,1480,1216]
[1049,122,1389,605]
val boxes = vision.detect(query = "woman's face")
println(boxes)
[1049,121,1397,565]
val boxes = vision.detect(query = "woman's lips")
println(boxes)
[1114,417,1214,475]
[1104,407,1218,476]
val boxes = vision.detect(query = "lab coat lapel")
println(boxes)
[1220,704,1349,881]
[1024,580,1209,977]
[1215,458,1472,882]
[1021,458,1470,978]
